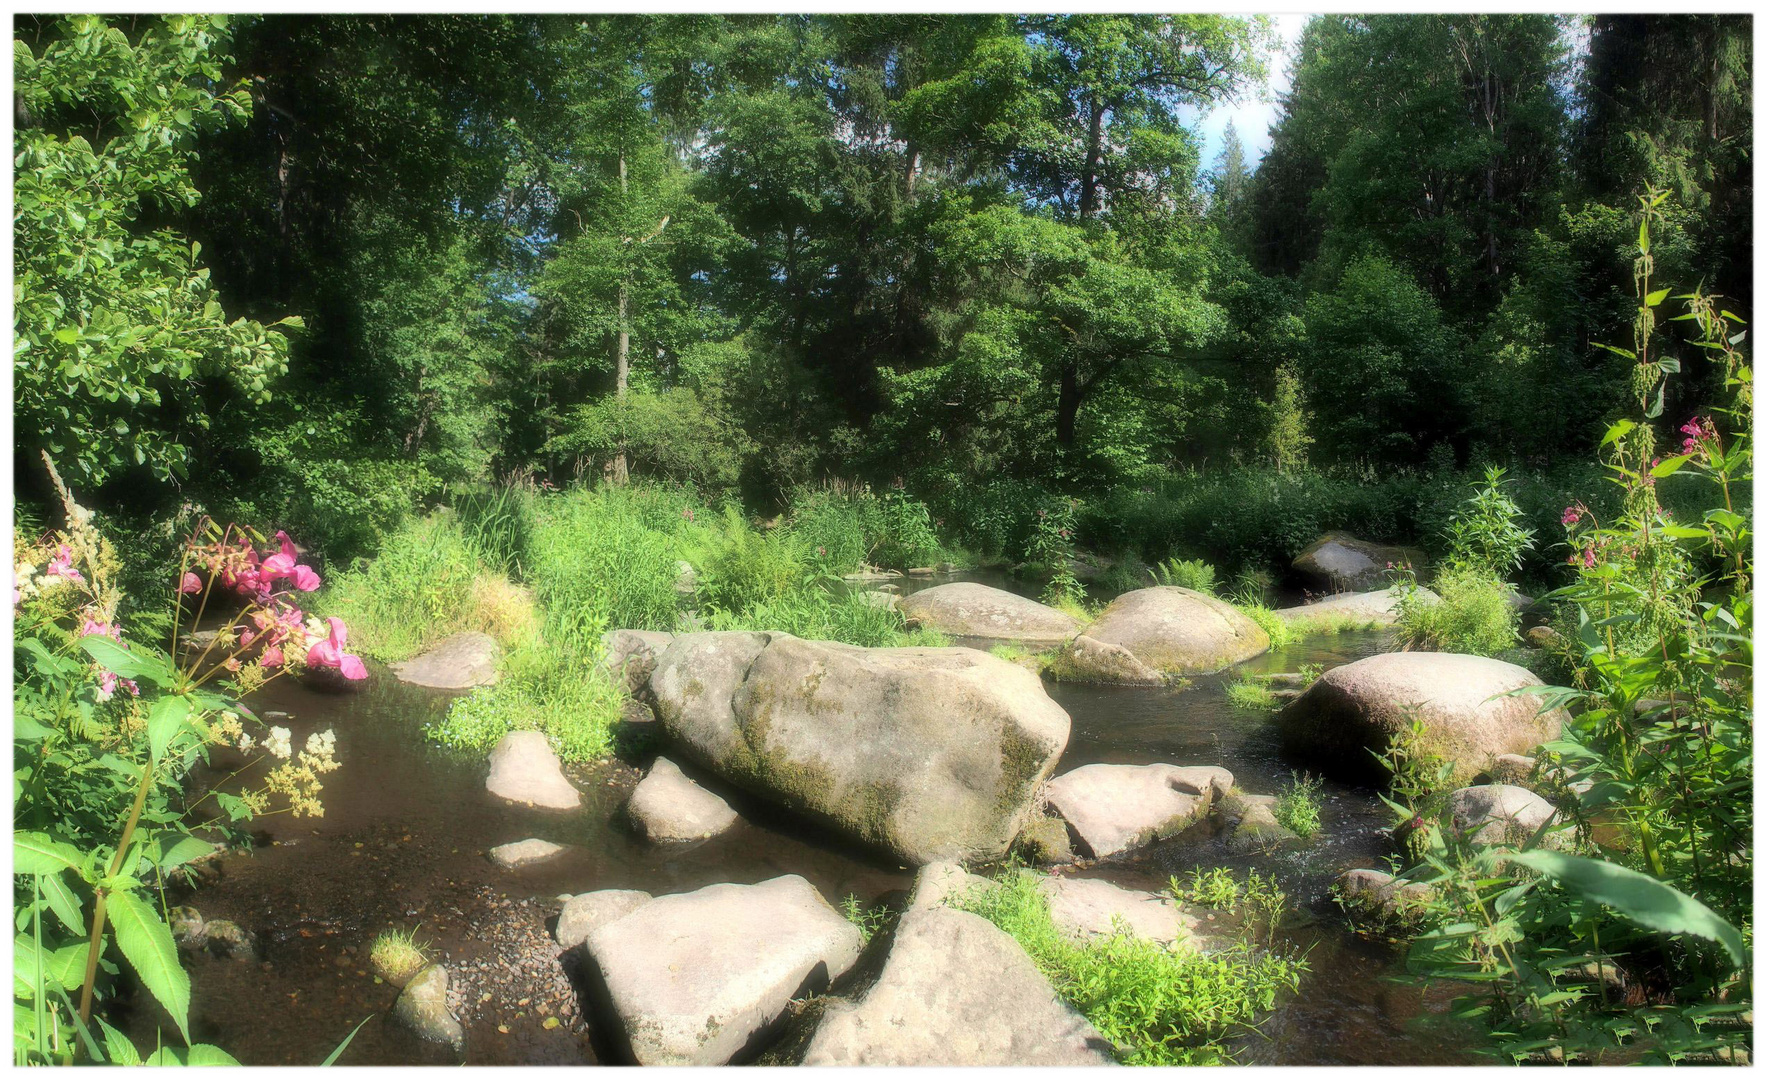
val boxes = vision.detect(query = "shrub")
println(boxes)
[1273,772,1324,839]
[1394,564,1518,656]
[698,508,808,614]
[319,514,485,661]
[1441,466,1536,578]
[524,486,683,645]
[1153,557,1217,593]
[955,871,1305,1065]
[1232,601,1293,649]
[430,636,626,763]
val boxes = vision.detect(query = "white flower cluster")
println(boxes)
[14,562,40,603]
[266,725,293,761]
[304,728,336,758]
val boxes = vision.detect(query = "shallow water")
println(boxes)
[123,572,1483,1065]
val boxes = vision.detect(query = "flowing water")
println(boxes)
[121,571,1484,1065]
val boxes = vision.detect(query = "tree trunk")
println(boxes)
[1078,97,1104,220]
[1056,361,1081,448]
[613,152,630,486]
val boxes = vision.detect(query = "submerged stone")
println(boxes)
[484,730,581,810]
[488,838,565,868]
[390,631,499,690]
[1043,763,1232,859]
[626,757,738,842]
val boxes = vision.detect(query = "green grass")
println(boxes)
[1225,679,1278,711]
[953,871,1304,1065]
[1273,772,1324,840]
[1394,565,1519,656]
[1279,609,1384,638]
[318,513,487,662]
[1231,601,1294,649]
[368,927,429,985]
[1170,868,1292,945]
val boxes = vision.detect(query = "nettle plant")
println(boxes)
[13,460,360,1064]
[1388,191,1752,1065]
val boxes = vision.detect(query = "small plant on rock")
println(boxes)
[369,927,430,986]
[1273,772,1324,840]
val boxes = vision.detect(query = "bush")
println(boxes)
[319,514,486,662]
[1153,557,1217,593]
[524,486,683,645]
[1273,772,1323,839]
[1232,601,1293,649]
[955,871,1305,1065]
[1394,565,1518,656]
[430,636,626,762]
[698,508,808,614]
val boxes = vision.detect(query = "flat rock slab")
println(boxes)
[1044,763,1233,859]
[1038,875,1195,947]
[800,907,1115,1066]
[488,838,565,869]
[906,860,997,914]
[556,889,652,950]
[1062,587,1268,680]
[393,965,463,1050]
[1273,586,1436,627]
[585,875,863,1066]
[1292,532,1428,592]
[390,631,500,689]
[898,582,1081,644]
[627,757,738,842]
[485,730,581,810]
[1447,784,1565,848]
[1277,652,1566,785]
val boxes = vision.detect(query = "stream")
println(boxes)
[122,571,1485,1065]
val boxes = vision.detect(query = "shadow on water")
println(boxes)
[126,568,1482,1065]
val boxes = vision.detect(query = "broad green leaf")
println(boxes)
[14,832,83,877]
[96,1016,141,1065]
[106,888,191,1043]
[185,1044,242,1065]
[145,1047,187,1066]
[156,835,217,873]
[38,872,84,935]
[44,943,88,991]
[1644,287,1670,307]
[146,695,190,765]
[76,635,152,683]
[1505,851,1746,968]
[1649,453,1695,477]
[1599,419,1635,447]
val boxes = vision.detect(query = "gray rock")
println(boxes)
[485,730,581,810]
[555,889,653,951]
[1447,784,1566,848]
[898,582,1081,644]
[168,906,205,950]
[602,629,676,695]
[1048,632,1165,686]
[199,919,256,961]
[1044,763,1232,859]
[905,566,937,577]
[1292,532,1428,592]
[584,876,864,1066]
[649,632,1070,865]
[488,838,566,869]
[1336,868,1433,921]
[676,560,697,595]
[1058,587,1268,681]
[1273,585,1436,628]
[1037,875,1196,947]
[1525,625,1566,650]
[1217,793,1302,853]
[1015,817,1076,865]
[394,964,463,1051]
[1489,753,1537,785]
[389,631,500,690]
[842,567,902,584]
[906,860,997,914]
[627,757,738,842]
[854,590,900,610]
[1277,652,1566,785]
[800,907,1115,1066]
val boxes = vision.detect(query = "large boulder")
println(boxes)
[1273,586,1437,628]
[484,731,581,810]
[1292,532,1427,592]
[555,889,652,951]
[584,876,864,1066]
[1276,652,1565,784]
[627,757,738,842]
[1446,784,1566,848]
[602,629,675,695]
[1043,763,1233,859]
[390,631,499,689]
[648,632,1071,864]
[1058,588,1268,682]
[898,582,1081,645]
[800,907,1115,1066]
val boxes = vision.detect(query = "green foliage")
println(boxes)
[368,927,430,984]
[1273,772,1324,840]
[837,895,889,945]
[319,515,486,662]
[1444,467,1537,578]
[1267,364,1314,473]
[1394,565,1520,656]
[955,871,1304,1065]
[1152,557,1216,594]
[1224,679,1276,712]
[1170,868,1292,945]
[546,389,747,491]
[1232,601,1294,649]
[13,15,300,486]
[1026,500,1083,607]
[431,637,625,763]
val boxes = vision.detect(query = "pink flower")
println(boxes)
[1560,505,1581,526]
[1582,546,1597,569]
[291,564,321,591]
[81,619,121,641]
[261,644,284,668]
[46,545,84,584]
[180,571,203,594]
[305,617,368,681]
[94,670,139,703]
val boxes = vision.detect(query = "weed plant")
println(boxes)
[1273,773,1324,839]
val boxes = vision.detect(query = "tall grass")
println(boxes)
[319,513,494,661]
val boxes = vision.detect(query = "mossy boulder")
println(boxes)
[898,581,1081,645]
[648,632,1071,865]
[1013,817,1076,866]
[1057,587,1268,682]
[603,629,676,694]
[1276,652,1565,785]
[1292,532,1427,592]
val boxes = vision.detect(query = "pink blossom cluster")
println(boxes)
[185,527,366,681]
[188,530,322,603]
[1680,415,1718,456]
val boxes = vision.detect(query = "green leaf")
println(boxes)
[1649,453,1695,478]
[156,835,216,873]
[147,696,190,765]
[322,1016,374,1066]
[38,872,84,935]
[106,888,191,1043]
[45,943,88,990]
[1644,287,1670,307]
[96,1016,141,1065]
[1504,851,1747,969]
[75,635,149,681]
[14,832,83,877]
[185,1044,242,1065]
[1599,420,1636,447]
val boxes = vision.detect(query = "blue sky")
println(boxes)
[1186,13,1312,171]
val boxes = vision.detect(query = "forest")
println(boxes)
[12,13,1753,1069]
